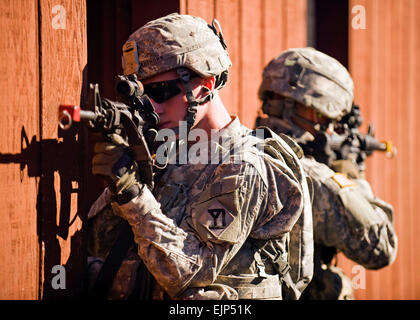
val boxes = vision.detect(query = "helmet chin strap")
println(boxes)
[176,68,214,133]
[262,97,329,138]
[152,68,214,166]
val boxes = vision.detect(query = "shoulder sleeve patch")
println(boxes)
[190,196,242,244]
[201,199,238,236]
[331,173,357,189]
[188,171,245,245]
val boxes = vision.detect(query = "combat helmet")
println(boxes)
[122,13,232,131]
[258,47,354,121]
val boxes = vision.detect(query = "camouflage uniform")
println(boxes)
[89,117,309,299]
[256,48,397,300]
[88,14,313,300]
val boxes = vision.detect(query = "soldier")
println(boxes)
[87,14,312,300]
[255,47,397,300]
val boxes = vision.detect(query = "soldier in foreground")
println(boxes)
[255,48,397,299]
[86,14,312,300]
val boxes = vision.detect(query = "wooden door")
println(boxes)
[338,0,420,300]
[0,0,87,299]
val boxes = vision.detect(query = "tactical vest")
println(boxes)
[213,127,314,299]
[87,127,313,300]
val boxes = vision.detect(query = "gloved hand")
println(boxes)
[330,159,360,179]
[92,133,143,204]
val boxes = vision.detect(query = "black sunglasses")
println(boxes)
[143,78,182,103]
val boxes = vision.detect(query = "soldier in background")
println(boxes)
[86,14,312,300]
[255,47,397,299]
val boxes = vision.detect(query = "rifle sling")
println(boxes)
[92,221,134,299]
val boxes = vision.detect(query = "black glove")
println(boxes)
[92,133,143,204]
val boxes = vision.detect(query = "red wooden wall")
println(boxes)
[337,0,420,300]
[0,0,307,300]
[0,0,40,299]
[0,0,87,299]
[7,0,419,300]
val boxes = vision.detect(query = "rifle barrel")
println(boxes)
[80,110,97,121]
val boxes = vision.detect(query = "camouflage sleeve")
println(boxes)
[111,161,268,299]
[301,157,397,269]
[88,203,126,259]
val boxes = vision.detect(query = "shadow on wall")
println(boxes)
[0,124,88,299]
[0,62,90,299]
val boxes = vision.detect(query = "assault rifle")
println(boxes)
[58,74,160,188]
[301,104,396,172]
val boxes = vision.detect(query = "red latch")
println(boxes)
[59,105,81,122]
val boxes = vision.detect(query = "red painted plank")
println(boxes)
[184,0,215,22]
[0,0,40,299]
[215,0,240,117]
[262,0,285,66]
[238,0,263,128]
[411,0,420,299]
[348,0,420,299]
[284,0,307,49]
[39,0,87,298]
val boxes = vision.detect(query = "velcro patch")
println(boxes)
[200,200,234,237]
[122,41,140,75]
[332,173,357,188]
[190,197,241,244]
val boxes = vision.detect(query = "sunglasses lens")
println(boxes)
[144,80,182,103]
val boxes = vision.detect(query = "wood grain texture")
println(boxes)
[238,0,263,128]
[0,0,308,299]
[183,0,215,22]
[262,0,285,65]
[214,0,240,116]
[38,0,87,299]
[283,0,307,49]
[338,0,420,299]
[0,0,40,299]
